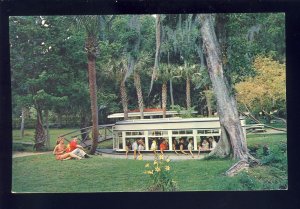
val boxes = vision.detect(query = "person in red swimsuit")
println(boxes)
[53,137,82,160]
[65,138,90,158]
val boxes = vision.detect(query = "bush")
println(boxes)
[143,154,178,192]
[257,141,287,171]
[13,143,25,151]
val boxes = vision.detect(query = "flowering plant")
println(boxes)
[144,154,177,191]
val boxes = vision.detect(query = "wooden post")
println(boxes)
[168,130,173,150]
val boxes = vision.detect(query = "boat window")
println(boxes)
[212,129,220,133]
[179,130,185,134]
[186,130,193,134]
[172,131,178,135]
[198,130,205,134]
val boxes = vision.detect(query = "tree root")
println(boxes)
[225,160,249,177]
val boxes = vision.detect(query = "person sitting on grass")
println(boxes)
[160,138,168,155]
[132,139,138,160]
[125,140,131,159]
[172,138,180,155]
[179,138,188,155]
[187,138,194,158]
[150,139,157,155]
[53,137,82,160]
[138,139,145,157]
[65,137,90,158]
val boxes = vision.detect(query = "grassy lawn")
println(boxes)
[12,132,287,192]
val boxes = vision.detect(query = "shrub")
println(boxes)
[13,143,25,151]
[258,141,287,171]
[143,154,178,192]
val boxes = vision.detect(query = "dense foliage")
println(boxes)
[10,13,285,130]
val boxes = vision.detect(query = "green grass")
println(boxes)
[247,133,287,149]
[12,131,287,192]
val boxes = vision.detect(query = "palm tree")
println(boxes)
[105,58,129,120]
[157,64,173,118]
[125,15,145,119]
[133,53,152,119]
[74,16,101,154]
[179,63,199,109]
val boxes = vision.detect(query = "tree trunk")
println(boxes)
[170,79,174,107]
[162,82,167,118]
[186,77,191,109]
[149,14,161,95]
[34,107,46,151]
[57,112,62,127]
[80,111,90,141]
[45,109,50,149]
[199,14,249,163]
[120,80,129,120]
[204,89,213,117]
[134,71,144,119]
[86,35,99,155]
[20,107,25,139]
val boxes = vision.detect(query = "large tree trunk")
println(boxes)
[45,109,50,149]
[186,77,191,109]
[86,35,99,155]
[134,71,144,119]
[34,107,46,151]
[120,80,129,120]
[199,14,249,164]
[162,82,167,118]
[20,107,25,139]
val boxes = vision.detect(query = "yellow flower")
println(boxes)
[153,160,158,165]
[166,158,170,163]
[145,163,150,168]
[138,155,143,160]
[165,166,170,171]
[143,171,148,174]
[155,167,161,172]
[148,170,154,175]
[159,154,164,160]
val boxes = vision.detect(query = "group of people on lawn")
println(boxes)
[125,136,217,159]
[53,137,90,160]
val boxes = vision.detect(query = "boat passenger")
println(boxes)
[202,139,209,150]
[172,138,180,155]
[132,139,138,160]
[179,138,188,155]
[125,140,131,159]
[188,138,194,158]
[160,138,168,155]
[208,137,217,149]
[138,139,145,156]
[150,139,157,154]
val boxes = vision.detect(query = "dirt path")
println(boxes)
[12,151,52,158]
